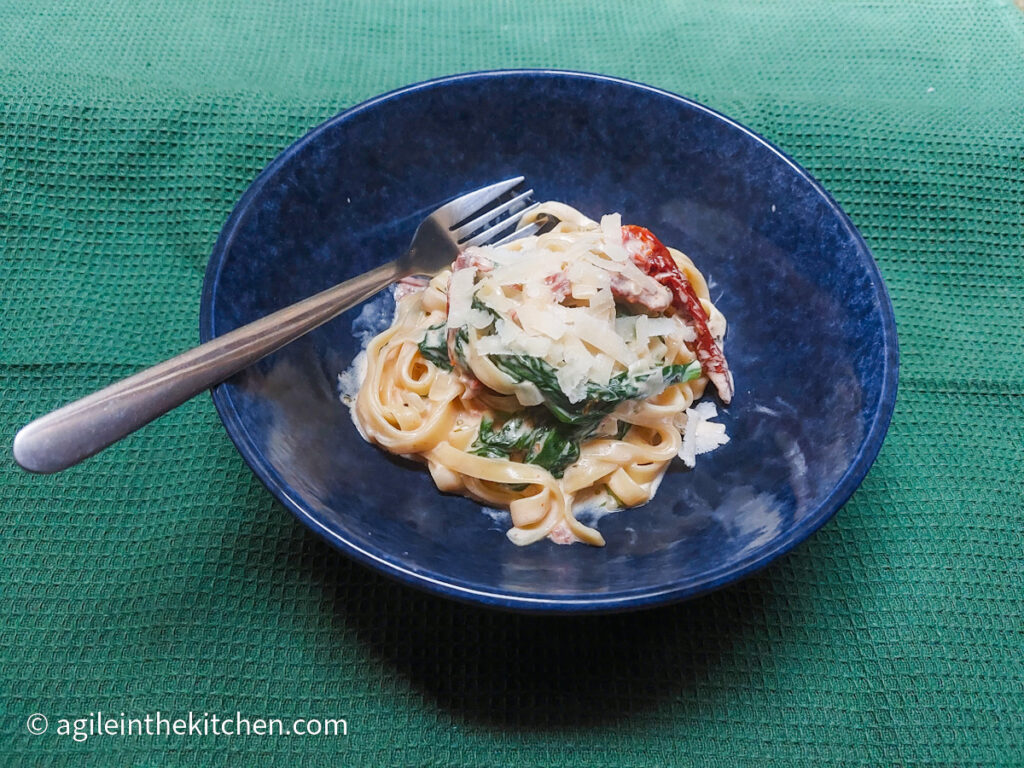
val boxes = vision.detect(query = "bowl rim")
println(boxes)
[200,68,900,614]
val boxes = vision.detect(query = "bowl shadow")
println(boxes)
[263,510,797,730]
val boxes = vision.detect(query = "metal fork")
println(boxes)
[14,177,539,474]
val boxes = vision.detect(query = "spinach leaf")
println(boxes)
[467,344,702,479]
[657,362,704,386]
[490,354,702,427]
[489,355,592,426]
[417,323,452,370]
[470,416,536,458]
[523,427,580,476]
[453,327,470,368]
[586,362,703,403]
[615,420,632,440]
[469,413,581,479]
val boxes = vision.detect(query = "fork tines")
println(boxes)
[448,178,540,248]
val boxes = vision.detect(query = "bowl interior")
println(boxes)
[201,71,897,611]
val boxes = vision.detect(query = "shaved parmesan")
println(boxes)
[516,304,566,340]
[675,324,697,343]
[646,338,668,363]
[588,287,616,318]
[563,308,635,365]
[600,214,627,261]
[636,315,680,339]
[476,285,516,315]
[615,315,638,341]
[618,258,672,299]
[495,318,552,358]
[566,259,610,299]
[491,251,558,286]
[473,335,506,355]
[556,357,591,404]
[679,402,730,468]
[587,353,615,386]
[446,268,477,329]
[466,308,495,329]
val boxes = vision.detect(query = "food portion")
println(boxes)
[340,202,733,546]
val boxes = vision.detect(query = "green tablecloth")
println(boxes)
[3,1,1022,764]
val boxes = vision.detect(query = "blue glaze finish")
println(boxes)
[200,71,899,613]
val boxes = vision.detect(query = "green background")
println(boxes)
[3,1,1022,764]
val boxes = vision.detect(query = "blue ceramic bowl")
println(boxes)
[200,70,898,613]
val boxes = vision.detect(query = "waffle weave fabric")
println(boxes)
[3,1,1023,765]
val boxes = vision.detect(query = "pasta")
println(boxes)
[340,203,734,546]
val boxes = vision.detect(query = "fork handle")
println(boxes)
[13,258,408,474]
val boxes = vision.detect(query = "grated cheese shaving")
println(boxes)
[679,402,730,468]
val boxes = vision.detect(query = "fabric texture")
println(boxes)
[2,1,1022,764]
